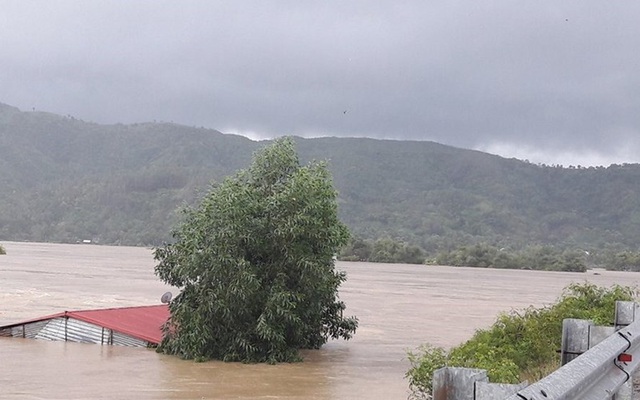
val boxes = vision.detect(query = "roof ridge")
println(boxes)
[67,304,167,314]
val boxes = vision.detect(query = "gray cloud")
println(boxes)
[2,1,640,165]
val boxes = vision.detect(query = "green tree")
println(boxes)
[154,137,357,363]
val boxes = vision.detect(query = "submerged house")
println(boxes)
[0,305,169,348]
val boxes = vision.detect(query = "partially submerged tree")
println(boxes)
[154,137,357,363]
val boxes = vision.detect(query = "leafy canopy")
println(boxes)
[154,137,357,363]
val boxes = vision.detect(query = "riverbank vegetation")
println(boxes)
[405,283,637,398]
[432,244,588,272]
[154,138,357,363]
[338,239,640,273]
[338,236,426,264]
[430,244,640,272]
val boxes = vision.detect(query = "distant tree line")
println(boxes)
[338,236,426,264]
[432,243,587,272]
[301,234,640,272]
[594,250,640,272]
[426,242,640,272]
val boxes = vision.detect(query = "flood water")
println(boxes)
[2,241,640,399]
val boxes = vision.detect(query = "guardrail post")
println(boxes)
[561,318,592,365]
[475,381,528,399]
[589,325,615,347]
[615,301,640,330]
[432,367,487,400]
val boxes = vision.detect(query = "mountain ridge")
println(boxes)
[1,102,639,256]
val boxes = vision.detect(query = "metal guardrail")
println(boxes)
[433,301,640,400]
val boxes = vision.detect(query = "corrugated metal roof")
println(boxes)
[0,305,169,345]
[67,305,169,344]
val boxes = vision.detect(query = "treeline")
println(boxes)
[594,249,640,272]
[339,239,640,272]
[339,240,589,272]
[338,237,426,264]
[431,243,640,272]
[433,244,587,272]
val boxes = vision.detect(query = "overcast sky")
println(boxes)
[2,1,639,166]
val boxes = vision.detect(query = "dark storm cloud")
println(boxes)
[2,1,640,165]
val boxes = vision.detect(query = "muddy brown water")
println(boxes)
[2,241,640,399]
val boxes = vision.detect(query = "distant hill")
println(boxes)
[2,102,640,255]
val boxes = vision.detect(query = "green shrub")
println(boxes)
[406,282,636,398]
[406,344,448,398]
[0,244,5,255]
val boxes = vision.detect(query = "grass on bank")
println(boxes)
[405,282,637,399]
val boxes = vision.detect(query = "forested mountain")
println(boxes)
[2,102,640,259]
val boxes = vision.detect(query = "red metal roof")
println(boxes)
[1,305,169,344]
[66,305,169,344]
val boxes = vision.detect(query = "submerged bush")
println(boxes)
[406,282,636,398]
